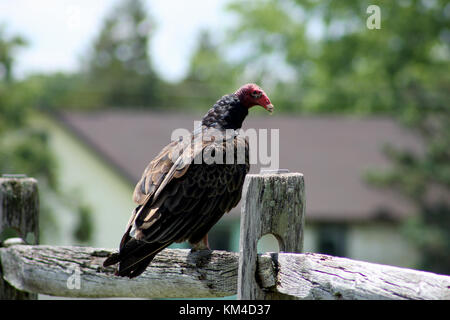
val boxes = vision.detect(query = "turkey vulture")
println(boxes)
[103,83,274,278]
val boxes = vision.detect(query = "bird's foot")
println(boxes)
[190,234,210,252]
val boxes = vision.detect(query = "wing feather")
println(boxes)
[105,127,250,277]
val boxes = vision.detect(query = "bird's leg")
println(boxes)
[190,234,210,251]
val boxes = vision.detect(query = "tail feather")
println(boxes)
[121,253,157,278]
[103,253,121,267]
[103,239,170,278]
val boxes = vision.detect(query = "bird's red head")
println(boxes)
[235,83,274,113]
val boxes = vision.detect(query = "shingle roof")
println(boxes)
[56,110,423,222]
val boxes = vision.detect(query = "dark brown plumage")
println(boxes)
[103,83,273,278]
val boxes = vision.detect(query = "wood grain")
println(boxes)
[0,178,38,300]
[1,244,449,299]
[238,173,305,299]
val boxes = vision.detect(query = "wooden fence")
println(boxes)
[0,174,449,300]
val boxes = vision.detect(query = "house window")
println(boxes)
[316,223,348,257]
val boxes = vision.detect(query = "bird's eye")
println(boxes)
[251,90,262,99]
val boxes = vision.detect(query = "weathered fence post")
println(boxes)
[238,170,305,299]
[1,173,449,299]
[0,176,39,300]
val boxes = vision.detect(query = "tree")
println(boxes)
[0,26,93,245]
[0,27,53,184]
[83,0,160,108]
[227,0,449,114]
[172,30,241,110]
[227,0,450,273]
[0,26,26,83]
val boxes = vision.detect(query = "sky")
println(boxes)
[0,0,230,82]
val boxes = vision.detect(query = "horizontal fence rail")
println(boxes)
[1,175,450,300]
[1,243,449,299]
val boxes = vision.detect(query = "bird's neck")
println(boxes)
[201,94,249,130]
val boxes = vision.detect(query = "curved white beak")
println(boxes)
[264,103,274,113]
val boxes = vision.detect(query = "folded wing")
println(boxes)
[104,128,249,278]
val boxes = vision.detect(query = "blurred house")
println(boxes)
[32,110,424,269]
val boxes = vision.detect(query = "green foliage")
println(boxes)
[0,26,27,83]
[228,0,450,273]
[402,203,450,275]
[0,27,94,245]
[73,204,94,244]
[82,0,160,108]
[227,0,449,116]
[26,0,164,111]
[0,30,29,131]
[0,130,57,188]
[0,30,56,188]
[170,30,241,110]
[24,73,98,110]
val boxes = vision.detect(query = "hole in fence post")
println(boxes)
[238,171,305,300]
[257,233,280,253]
[0,227,21,243]
[25,232,36,245]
